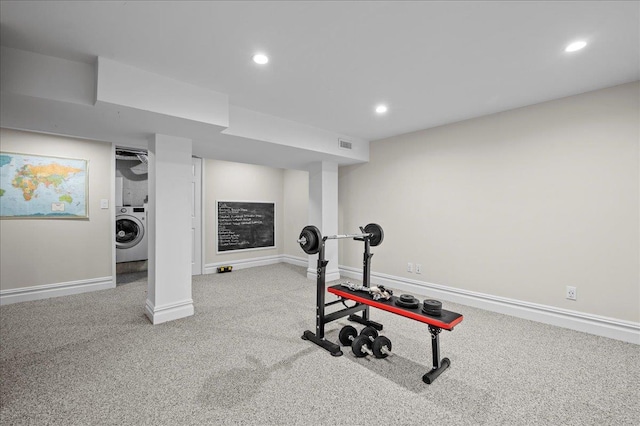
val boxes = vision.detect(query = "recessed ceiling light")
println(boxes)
[252,53,269,65]
[565,41,587,53]
[375,104,388,114]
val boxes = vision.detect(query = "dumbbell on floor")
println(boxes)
[338,325,378,347]
[339,325,378,357]
[352,327,393,359]
[351,326,378,357]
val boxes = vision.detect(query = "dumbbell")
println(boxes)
[339,325,379,358]
[338,325,378,347]
[352,327,393,359]
[353,333,393,358]
[339,325,393,358]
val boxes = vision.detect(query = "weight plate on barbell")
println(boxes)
[364,223,384,247]
[299,225,321,255]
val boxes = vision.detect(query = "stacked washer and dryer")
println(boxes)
[115,149,148,264]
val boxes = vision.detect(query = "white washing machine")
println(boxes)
[116,206,148,263]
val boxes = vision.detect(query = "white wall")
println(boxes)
[0,128,113,291]
[338,82,639,323]
[0,130,311,300]
[204,159,285,267]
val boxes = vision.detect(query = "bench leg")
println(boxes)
[302,330,343,357]
[422,326,450,384]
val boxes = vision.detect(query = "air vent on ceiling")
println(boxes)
[339,139,352,150]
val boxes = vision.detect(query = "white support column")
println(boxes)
[307,161,340,281]
[145,134,194,324]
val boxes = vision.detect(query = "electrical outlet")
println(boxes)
[416,263,422,274]
[566,286,577,301]
[407,262,413,273]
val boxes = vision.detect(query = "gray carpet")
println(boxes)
[1,263,638,425]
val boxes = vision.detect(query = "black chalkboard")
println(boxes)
[217,201,275,252]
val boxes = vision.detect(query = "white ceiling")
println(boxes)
[1,1,638,143]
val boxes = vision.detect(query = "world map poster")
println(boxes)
[0,152,88,218]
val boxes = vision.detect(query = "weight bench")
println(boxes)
[298,223,463,383]
[327,284,463,384]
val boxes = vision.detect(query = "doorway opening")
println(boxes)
[115,147,148,285]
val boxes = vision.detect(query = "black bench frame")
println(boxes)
[301,233,463,383]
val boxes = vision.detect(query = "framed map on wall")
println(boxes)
[0,152,89,219]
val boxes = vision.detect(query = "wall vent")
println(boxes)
[339,139,353,150]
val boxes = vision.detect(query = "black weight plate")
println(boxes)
[300,230,315,254]
[364,223,384,247]
[299,225,321,254]
[395,297,419,309]
[360,326,379,340]
[372,336,392,359]
[399,294,415,302]
[423,299,442,309]
[351,335,371,358]
[422,299,442,316]
[299,227,318,254]
[338,325,358,346]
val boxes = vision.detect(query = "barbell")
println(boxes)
[297,223,384,255]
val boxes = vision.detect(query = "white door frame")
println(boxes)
[191,156,203,275]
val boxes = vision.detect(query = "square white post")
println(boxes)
[307,161,340,281]
[145,134,194,324]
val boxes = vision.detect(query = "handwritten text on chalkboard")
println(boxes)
[217,201,275,252]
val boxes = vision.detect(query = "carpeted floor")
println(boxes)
[1,263,638,425]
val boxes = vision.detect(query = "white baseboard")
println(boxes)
[340,266,640,345]
[205,254,346,281]
[145,298,194,325]
[203,255,284,274]
[281,254,308,268]
[0,276,115,305]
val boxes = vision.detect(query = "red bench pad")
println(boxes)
[327,285,463,330]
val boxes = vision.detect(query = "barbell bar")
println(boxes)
[297,223,384,255]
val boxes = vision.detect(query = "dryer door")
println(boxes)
[116,215,144,249]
